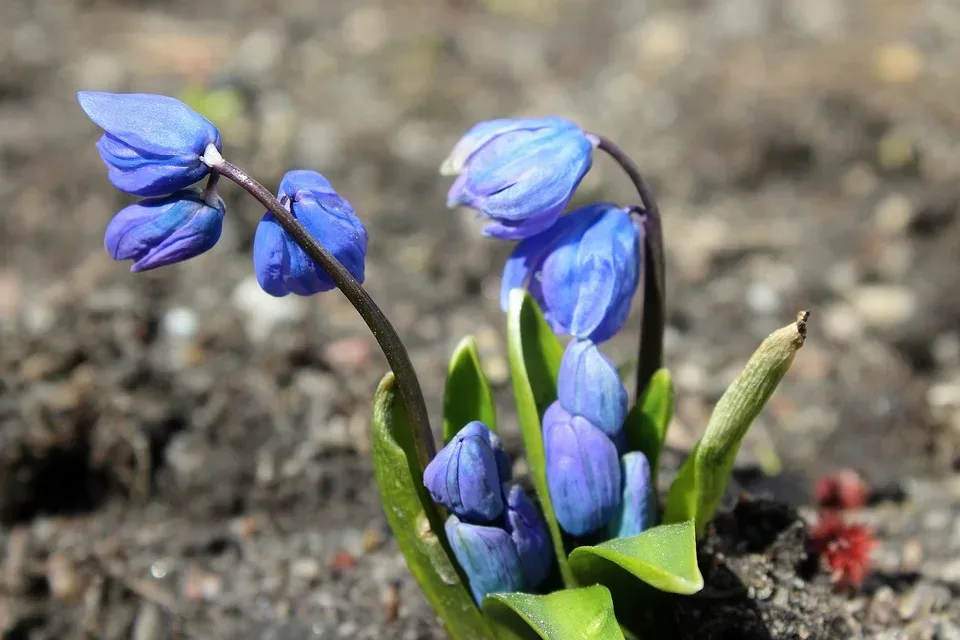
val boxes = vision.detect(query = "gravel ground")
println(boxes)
[1,0,959,638]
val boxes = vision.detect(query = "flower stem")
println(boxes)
[210,159,437,467]
[592,135,666,402]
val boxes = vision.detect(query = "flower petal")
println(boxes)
[557,339,627,438]
[445,516,526,604]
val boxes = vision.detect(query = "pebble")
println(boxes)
[873,193,914,235]
[874,42,923,84]
[822,303,862,343]
[745,281,781,315]
[867,586,899,626]
[232,277,306,342]
[634,15,689,69]
[322,337,373,373]
[290,557,321,582]
[851,285,917,329]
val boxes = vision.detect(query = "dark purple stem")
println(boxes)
[211,160,437,466]
[592,134,665,400]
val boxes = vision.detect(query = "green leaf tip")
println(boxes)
[664,311,809,538]
[443,335,498,443]
[568,520,703,596]
[623,367,674,484]
[483,586,624,640]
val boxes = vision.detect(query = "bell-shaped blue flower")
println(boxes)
[557,339,628,438]
[542,401,621,536]
[443,117,596,240]
[607,452,656,539]
[77,92,221,197]
[253,170,367,297]
[423,421,504,523]
[504,485,553,588]
[500,202,641,343]
[445,515,525,604]
[104,188,225,272]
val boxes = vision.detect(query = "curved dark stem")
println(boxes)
[592,134,665,401]
[211,160,437,466]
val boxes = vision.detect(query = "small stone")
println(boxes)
[746,281,780,315]
[47,553,80,603]
[932,333,960,368]
[635,15,688,69]
[899,582,951,620]
[899,538,924,573]
[866,586,898,626]
[362,526,386,552]
[822,303,863,343]
[182,566,222,601]
[328,550,357,572]
[131,601,163,640]
[323,336,373,373]
[341,6,388,56]
[874,42,922,84]
[851,285,916,329]
[232,277,306,342]
[873,193,914,235]
[290,558,320,582]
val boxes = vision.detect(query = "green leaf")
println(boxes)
[664,313,808,538]
[372,373,496,640]
[483,586,624,640]
[623,368,674,485]
[505,289,573,587]
[443,335,498,443]
[568,521,703,597]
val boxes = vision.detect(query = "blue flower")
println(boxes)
[443,117,596,240]
[542,401,621,536]
[445,515,525,604]
[77,92,221,197]
[500,202,640,343]
[557,339,628,438]
[607,452,656,540]
[253,170,367,297]
[504,485,553,588]
[104,188,224,272]
[423,421,505,523]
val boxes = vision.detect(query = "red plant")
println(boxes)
[815,469,870,510]
[809,511,878,590]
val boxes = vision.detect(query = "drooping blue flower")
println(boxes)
[607,452,656,540]
[77,92,221,197]
[443,117,596,240]
[104,188,225,272]
[253,170,367,297]
[500,202,641,343]
[504,484,553,588]
[445,515,526,604]
[423,421,505,523]
[557,339,628,438]
[542,401,621,536]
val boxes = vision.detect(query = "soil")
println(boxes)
[1,0,959,638]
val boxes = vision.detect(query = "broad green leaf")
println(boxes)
[568,521,703,597]
[623,368,674,485]
[483,586,624,640]
[443,335,498,443]
[506,289,573,587]
[664,314,808,538]
[372,373,495,640]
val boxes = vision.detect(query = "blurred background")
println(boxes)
[1,0,959,638]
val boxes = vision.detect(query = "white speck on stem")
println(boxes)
[201,143,223,168]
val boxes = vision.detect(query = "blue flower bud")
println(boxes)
[253,170,367,297]
[104,188,224,272]
[423,421,504,523]
[445,515,525,604]
[557,339,627,438]
[607,452,656,539]
[77,92,221,197]
[443,118,596,240]
[504,485,553,588]
[500,202,641,343]
[487,431,513,485]
[542,401,621,536]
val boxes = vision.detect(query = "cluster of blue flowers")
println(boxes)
[77,92,366,296]
[425,117,655,600]
[80,91,656,603]
[423,422,552,603]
